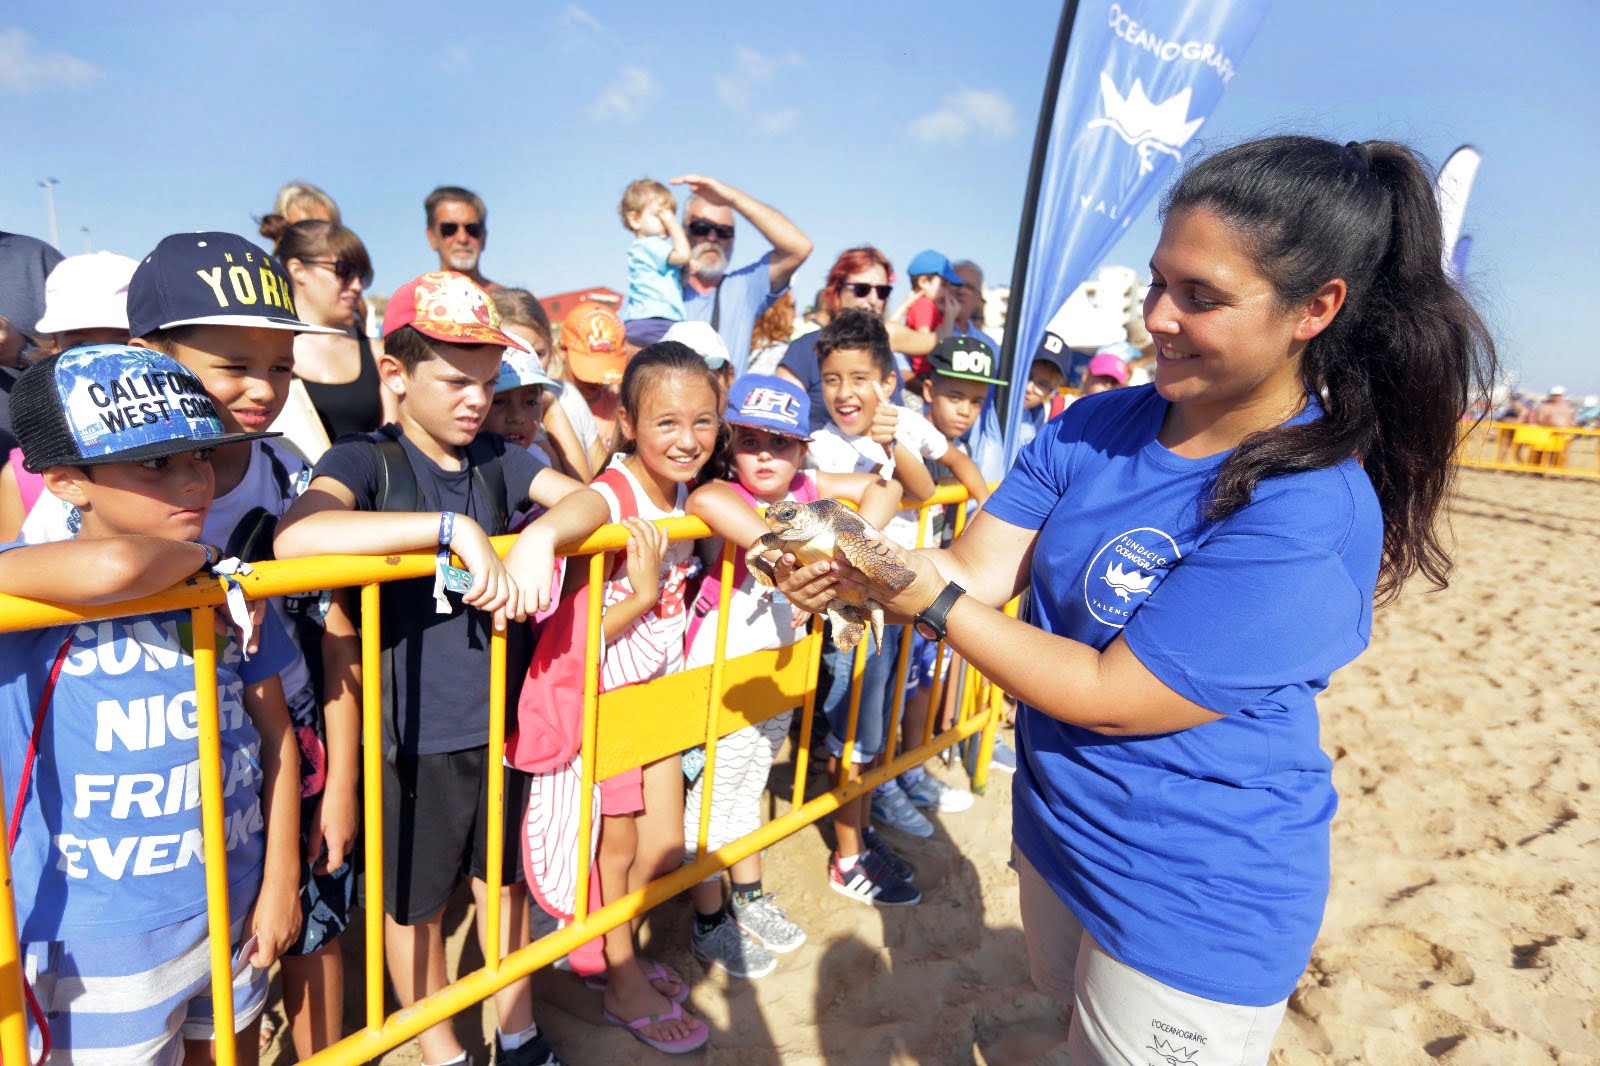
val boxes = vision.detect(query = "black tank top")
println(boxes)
[302,333,382,440]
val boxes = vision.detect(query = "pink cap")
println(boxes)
[1087,352,1130,384]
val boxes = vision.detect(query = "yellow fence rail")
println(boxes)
[1455,419,1600,479]
[0,483,1007,1066]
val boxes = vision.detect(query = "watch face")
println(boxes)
[914,620,940,642]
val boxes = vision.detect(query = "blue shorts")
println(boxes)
[285,789,357,957]
[903,633,953,694]
[821,625,903,764]
[24,911,269,1063]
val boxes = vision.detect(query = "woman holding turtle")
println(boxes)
[777,135,1496,1063]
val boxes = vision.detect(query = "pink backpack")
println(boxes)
[8,447,45,515]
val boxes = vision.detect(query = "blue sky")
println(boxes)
[4,1,1596,395]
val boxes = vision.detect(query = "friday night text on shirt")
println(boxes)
[51,616,264,882]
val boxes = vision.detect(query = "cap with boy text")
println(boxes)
[724,374,811,440]
[560,301,627,384]
[127,232,343,338]
[384,271,520,349]
[11,344,280,473]
[928,335,1004,385]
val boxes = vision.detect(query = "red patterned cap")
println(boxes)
[383,271,517,348]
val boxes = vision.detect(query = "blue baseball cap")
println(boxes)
[724,374,811,440]
[906,250,964,285]
[11,344,279,473]
[496,344,554,392]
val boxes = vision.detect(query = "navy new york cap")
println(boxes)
[928,334,1004,385]
[127,232,343,338]
[11,344,279,473]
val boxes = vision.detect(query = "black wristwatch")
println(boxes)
[913,581,966,642]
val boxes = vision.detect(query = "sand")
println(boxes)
[266,467,1599,1064]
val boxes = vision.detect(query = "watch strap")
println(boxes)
[915,581,966,641]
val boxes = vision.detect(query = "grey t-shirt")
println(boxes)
[311,427,548,756]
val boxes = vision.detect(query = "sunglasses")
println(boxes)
[844,283,894,300]
[437,221,485,240]
[687,219,735,240]
[301,258,371,286]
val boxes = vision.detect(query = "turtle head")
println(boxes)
[763,500,824,540]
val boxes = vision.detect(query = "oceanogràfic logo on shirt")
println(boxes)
[1083,527,1181,628]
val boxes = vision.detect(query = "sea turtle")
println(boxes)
[746,499,917,652]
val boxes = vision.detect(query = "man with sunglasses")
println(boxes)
[425,185,497,291]
[669,173,811,376]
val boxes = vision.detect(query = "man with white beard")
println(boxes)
[423,185,498,291]
[669,173,811,375]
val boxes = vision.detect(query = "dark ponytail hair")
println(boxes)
[616,341,723,483]
[1164,136,1497,602]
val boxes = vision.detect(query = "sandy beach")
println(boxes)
[267,467,1599,1064]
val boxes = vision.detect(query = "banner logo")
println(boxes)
[1087,72,1204,174]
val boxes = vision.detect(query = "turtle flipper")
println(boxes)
[828,602,867,650]
[745,534,786,587]
[834,530,917,592]
[865,599,886,655]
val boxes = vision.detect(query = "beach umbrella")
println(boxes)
[994,0,1271,464]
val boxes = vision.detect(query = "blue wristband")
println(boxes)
[438,511,455,551]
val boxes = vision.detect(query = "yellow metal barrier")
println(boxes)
[0,483,1008,1066]
[1455,419,1600,478]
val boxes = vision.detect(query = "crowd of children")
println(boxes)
[0,205,1089,1063]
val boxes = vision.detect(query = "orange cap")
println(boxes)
[560,301,627,384]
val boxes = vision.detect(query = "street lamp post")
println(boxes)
[37,178,61,249]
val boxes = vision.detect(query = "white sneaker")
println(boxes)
[902,771,974,813]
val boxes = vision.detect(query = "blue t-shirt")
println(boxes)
[623,235,686,323]
[0,556,293,942]
[681,252,780,377]
[984,385,1382,1006]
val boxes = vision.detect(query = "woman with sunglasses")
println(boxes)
[776,246,936,431]
[276,220,389,441]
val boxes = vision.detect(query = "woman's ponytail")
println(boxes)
[1165,136,1497,603]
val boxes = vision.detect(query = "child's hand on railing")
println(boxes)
[504,526,559,618]
[621,517,668,610]
[449,514,520,625]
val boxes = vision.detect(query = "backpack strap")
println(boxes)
[8,447,43,514]
[592,467,641,582]
[465,436,522,537]
[372,434,418,514]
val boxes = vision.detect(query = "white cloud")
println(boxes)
[558,5,604,33]
[758,109,801,136]
[907,88,1018,146]
[715,45,802,113]
[438,45,472,76]
[0,28,102,94]
[587,66,657,121]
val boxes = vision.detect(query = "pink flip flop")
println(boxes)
[584,959,690,1004]
[602,1000,709,1054]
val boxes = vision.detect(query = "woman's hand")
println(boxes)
[773,532,947,623]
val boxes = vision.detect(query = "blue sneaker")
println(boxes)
[862,826,915,883]
[871,778,935,838]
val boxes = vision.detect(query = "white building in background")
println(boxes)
[980,265,1147,353]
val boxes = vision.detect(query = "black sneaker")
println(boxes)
[828,848,921,906]
[494,1029,564,1066]
[862,826,916,883]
